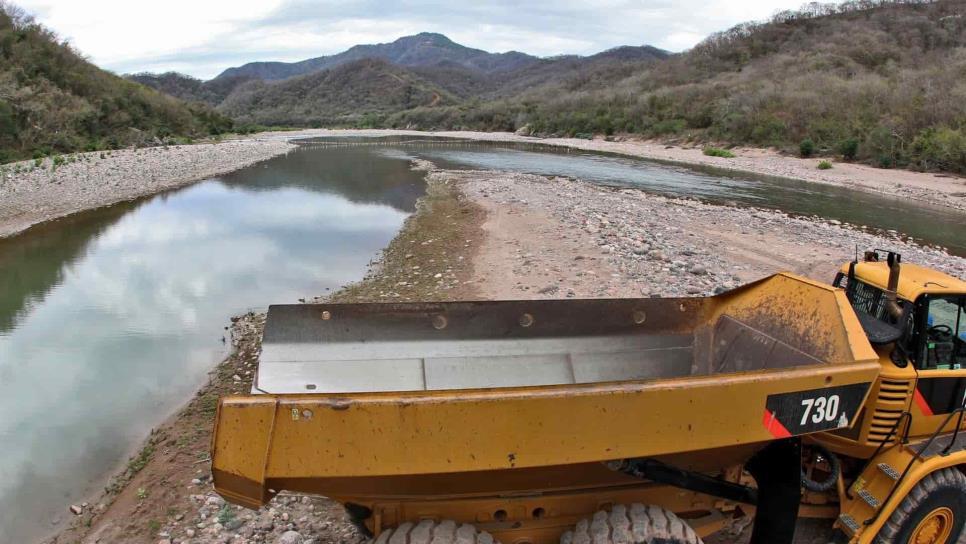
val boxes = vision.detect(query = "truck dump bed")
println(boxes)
[212,273,880,509]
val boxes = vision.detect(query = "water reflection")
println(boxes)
[222,146,425,212]
[0,146,425,542]
[0,203,137,334]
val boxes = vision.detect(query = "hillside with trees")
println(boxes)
[390,0,966,172]
[0,2,232,163]
[217,58,457,127]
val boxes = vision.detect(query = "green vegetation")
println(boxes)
[0,2,232,163]
[799,139,816,158]
[703,147,735,158]
[127,441,155,474]
[838,138,859,161]
[217,504,235,525]
[818,160,833,170]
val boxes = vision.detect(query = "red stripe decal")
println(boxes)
[913,388,934,417]
[762,409,793,438]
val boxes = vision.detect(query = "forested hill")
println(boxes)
[217,58,458,127]
[0,3,231,163]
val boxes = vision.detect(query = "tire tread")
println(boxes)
[561,504,702,544]
[874,467,966,543]
[372,521,496,544]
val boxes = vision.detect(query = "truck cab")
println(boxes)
[816,252,966,543]
[828,254,966,449]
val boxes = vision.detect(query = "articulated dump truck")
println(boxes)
[212,251,966,544]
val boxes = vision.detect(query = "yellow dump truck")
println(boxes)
[212,251,966,544]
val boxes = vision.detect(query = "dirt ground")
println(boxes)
[45,159,965,544]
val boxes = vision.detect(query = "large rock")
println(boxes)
[277,530,303,544]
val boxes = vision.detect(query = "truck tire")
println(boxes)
[372,520,497,544]
[561,504,703,544]
[874,467,966,544]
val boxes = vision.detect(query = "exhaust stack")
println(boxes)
[883,252,903,320]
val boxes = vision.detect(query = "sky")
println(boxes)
[14,0,808,80]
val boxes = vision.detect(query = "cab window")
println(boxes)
[920,296,966,370]
[834,273,905,325]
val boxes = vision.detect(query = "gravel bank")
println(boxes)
[255,129,966,213]
[456,168,965,300]
[0,138,295,238]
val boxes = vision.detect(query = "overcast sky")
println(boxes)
[14,0,807,80]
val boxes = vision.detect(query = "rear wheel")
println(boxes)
[372,520,497,544]
[874,467,966,544]
[561,504,702,544]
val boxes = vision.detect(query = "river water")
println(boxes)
[0,138,963,542]
[0,146,425,542]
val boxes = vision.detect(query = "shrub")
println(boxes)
[650,118,686,136]
[799,138,815,158]
[911,127,966,173]
[817,160,833,169]
[573,132,594,140]
[703,146,736,158]
[217,504,235,524]
[838,138,859,160]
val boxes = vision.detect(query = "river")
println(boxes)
[0,137,963,542]
[0,145,425,542]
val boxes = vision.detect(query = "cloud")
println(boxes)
[14,0,808,79]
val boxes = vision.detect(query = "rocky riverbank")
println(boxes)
[456,168,965,300]
[0,138,295,238]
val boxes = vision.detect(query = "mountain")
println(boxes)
[130,33,669,130]
[0,4,232,162]
[213,32,539,83]
[218,58,455,126]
